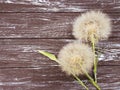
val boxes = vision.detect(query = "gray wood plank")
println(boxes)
[0,0,119,12]
[0,39,119,67]
[0,66,119,90]
[0,12,119,39]
[0,0,119,90]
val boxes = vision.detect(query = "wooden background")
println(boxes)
[0,0,120,90]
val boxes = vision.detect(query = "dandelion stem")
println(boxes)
[84,70,100,90]
[72,74,89,90]
[91,34,97,83]
[53,59,88,90]
[38,51,89,89]
[53,59,60,64]
[80,65,101,90]
[54,59,89,90]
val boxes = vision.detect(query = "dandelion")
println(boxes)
[38,42,101,90]
[73,11,111,83]
[58,42,101,90]
[73,11,111,42]
[58,42,94,76]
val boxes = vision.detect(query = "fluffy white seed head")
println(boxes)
[58,42,94,76]
[73,11,111,42]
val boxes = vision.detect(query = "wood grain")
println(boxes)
[0,66,119,90]
[0,0,120,12]
[0,12,119,39]
[0,39,119,68]
[0,0,120,89]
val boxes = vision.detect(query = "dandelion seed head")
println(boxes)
[58,42,94,76]
[73,11,111,42]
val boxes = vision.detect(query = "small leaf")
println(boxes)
[38,50,57,61]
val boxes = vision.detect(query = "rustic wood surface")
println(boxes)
[0,0,120,90]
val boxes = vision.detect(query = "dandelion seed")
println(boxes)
[73,11,111,43]
[58,42,94,76]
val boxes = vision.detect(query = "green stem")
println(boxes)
[56,58,100,90]
[91,34,97,83]
[81,66,101,90]
[84,70,100,90]
[54,59,88,90]
[72,74,89,90]
[38,51,96,89]
[53,59,60,64]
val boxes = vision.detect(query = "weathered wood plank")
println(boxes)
[0,0,120,12]
[0,12,119,39]
[0,39,119,67]
[0,0,119,90]
[0,66,119,90]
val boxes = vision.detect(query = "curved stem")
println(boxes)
[79,63,101,90]
[38,51,97,89]
[83,69,101,90]
[72,74,89,90]
[54,59,88,90]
